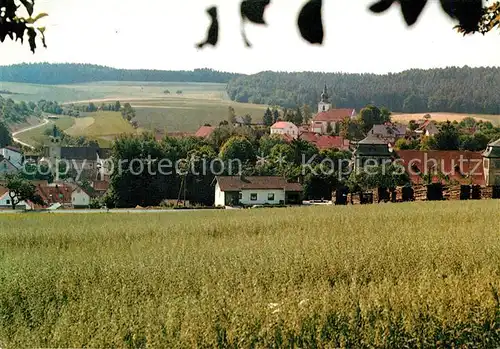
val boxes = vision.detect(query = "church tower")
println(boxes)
[318,83,332,113]
[48,124,62,160]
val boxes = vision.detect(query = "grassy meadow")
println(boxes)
[1,200,500,347]
[1,81,268,133]
[12,112,136,148]
[13,116,75,147]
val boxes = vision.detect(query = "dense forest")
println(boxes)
[0,63,242,84]
[226,67,500,114]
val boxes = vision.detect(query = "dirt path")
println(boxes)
[12,118,50,149]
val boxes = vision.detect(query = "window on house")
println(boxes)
[6,199,10,205]
[238,192,242,200]
[268,193,275,201]
[250,193,257,201]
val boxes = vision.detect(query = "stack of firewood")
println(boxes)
[482,186,493,199]
[445,185,462,201]
[413,185,428,201]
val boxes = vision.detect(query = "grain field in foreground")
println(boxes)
[0,200,500,348]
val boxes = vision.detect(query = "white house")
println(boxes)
[270,121,299,139]
[0,186,30,210]
[71,186,91,208]
[0,146,23,169]
[215,176,303,207]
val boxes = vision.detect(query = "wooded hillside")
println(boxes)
[226,67,500,114]
[0,63,241,85]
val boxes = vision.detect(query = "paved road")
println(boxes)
[0,208,219,214]
[12,118,50,149]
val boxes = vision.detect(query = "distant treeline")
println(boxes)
[226,67,500,114]
[0,63,242,84]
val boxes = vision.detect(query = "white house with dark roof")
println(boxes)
[0,146,23,169]
[215,176,303,207]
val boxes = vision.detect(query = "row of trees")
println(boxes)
[0,96,42,123]
[227,67,500,114]
[0,64,241,85]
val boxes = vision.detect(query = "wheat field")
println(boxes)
[1,201,500,347]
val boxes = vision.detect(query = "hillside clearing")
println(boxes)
[392,112,500,125]
[1,201,500,347]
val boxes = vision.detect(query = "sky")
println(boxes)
[2,0,500,74]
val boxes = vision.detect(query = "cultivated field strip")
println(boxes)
[1,201,500,347]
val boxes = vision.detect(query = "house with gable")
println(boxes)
[0,185,31,210]
[214,176,303,207]
[71,186,91,208]
[0,146,23,169]
[0,156,19,176]
[270,121,299,139]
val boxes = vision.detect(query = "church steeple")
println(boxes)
[321,83,329,103]
[318,83,332,113]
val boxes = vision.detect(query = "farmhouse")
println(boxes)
[71,186,91,208]
[215,176,303,207]
[270,121,299,139]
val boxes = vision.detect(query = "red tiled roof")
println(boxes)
[396,150,485,185]
[313,109,355,122]
[195,126,215,138]
[0,186,8,197]
[271,121,296,129]
[216,176,303,192]
[36,184,73,204]
[297,132,349,150]
[315,136,350,150]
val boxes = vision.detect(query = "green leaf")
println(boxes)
[37,26,46,48]
[25,12,48,24]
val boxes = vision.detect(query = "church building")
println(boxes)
[311,84,356,135]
